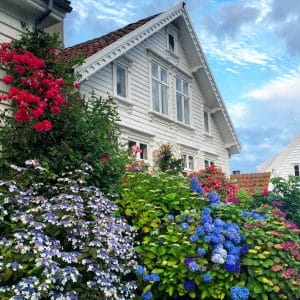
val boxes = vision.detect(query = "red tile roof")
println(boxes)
[230,172,271,195]
[57,14,160,64]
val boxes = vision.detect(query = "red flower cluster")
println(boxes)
[195,165,239,202]
[0,43,68,132]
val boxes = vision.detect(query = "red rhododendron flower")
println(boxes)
[15,109,30,122]
[50,106,61,114]
[16,65,26,74]
[31,108,44,119]
[262,188,269,197]
[74,82,80,89]
[49,48,56,55]
[34,120,52,132]
[2,75,14,84]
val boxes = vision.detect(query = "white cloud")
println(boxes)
[246,68,300,111]
[227,103,248,127]
[226,67,239,74]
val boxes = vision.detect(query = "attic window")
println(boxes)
[168,34,175,53]
[204,111,209,133]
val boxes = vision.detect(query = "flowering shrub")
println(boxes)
[119,171,300,299]
[0,28,127,192]
[0,161,137,299]
[193,165,239,203]
[154,144,183,174]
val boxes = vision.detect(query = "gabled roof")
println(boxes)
[257,134,300,173]
[58,2,241,155]
[57,14,159,64]
[230,172,271,195]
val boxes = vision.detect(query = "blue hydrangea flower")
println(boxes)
[150,273,160,282]
[196,226,205,236]
[184,280,195,291]
[196,185,204,195]
[136,265,144,276]
[203,273,212,282]
[202,208,211,215]
[189,234,199,242]
[143,274,151,281]
[142,290,153,300]
[188,261,199,272]
[204,235,212,243]
[181,222,189,230]
[197,248,206,256]
[201,214,212,224]
[191,177,199,192]
[230,286,249,300]
[168,214,174,221]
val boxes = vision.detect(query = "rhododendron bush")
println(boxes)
[0,28,127,192]
[0,161,137,299]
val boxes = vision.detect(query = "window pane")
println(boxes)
[161,85,168,115]
[295,165,299,176]
[161,68,167,83]
[183,81,189,95]
[177,94,183,122]
[204,111,209,133]
[176,78,182,92]
[204,160,209,168]
[116,65,126,97]
[151,63,158,79]
[169,34,175,52]
[152,80,159,112]
[182,154,187,169]
[184,97,189,124]
[210,161,215,166]
[140,143,148,160]
[188,156,194,169]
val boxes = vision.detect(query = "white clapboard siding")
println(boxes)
[81,26,230,174]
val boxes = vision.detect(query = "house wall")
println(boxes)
[271,140,300,180]
[79,25,230,173]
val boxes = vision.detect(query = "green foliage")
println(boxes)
[0,28,127,192]
[270,176,300,226]
[236,189,255,208]
[154,144,183,174]
[116,172,206,232]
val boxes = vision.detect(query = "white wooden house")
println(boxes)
[257,134,300,180]
[58,2,241,174]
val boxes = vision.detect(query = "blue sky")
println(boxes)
[64,0,300,173]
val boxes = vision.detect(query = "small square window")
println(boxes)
[140,143,148,160]
[188,156,194,170]
[168,34,175,52]
[204,160,209,168]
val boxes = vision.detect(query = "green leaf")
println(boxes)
[189,291,196,298]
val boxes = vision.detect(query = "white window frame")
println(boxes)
[128,140,149,161]
[204,159,215,169]
[182,153,195,170]
[150,61,169,116]
[113,60,131,102]
[176,76,190,125]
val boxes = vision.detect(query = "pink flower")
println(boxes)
[271,265,283,272]
[271,200,283,207]
[281,268,296,279]
[131,145,141,154]
[262,188,269,197]
[101,155,109,163]
[284,221,298,229]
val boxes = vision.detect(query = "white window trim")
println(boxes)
[175,75,191,126]
[182,153,195,171]
[112,60,132,103]
[149,58,170,116]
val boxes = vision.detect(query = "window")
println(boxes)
[113,63,127,99]
[176,77,190,124]
[204,159,214,169]
[204,111,209,133]
[168,34,175,53]
[295,165,299,176]
[151,62,168,115]
[182,154,194,170]
[128,140,148,160]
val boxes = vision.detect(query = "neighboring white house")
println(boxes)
[257,134,300,180]
[0,0,72,96]
[58,2,241,174]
